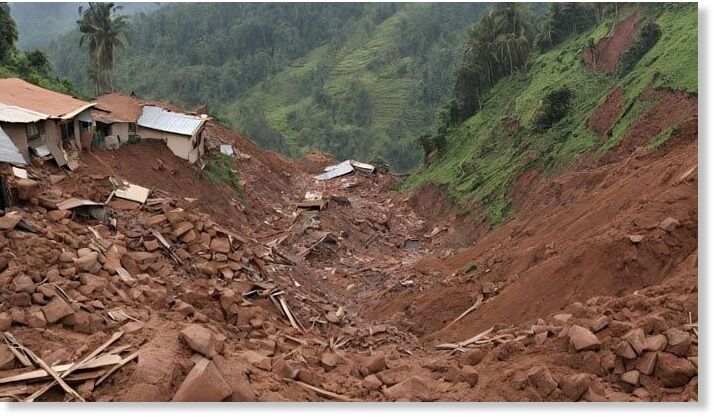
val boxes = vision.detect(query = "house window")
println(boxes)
[26,122,40,139]
[128,123,138,134]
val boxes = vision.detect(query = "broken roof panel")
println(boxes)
[314,160,354,181]
[0,78,94,118]
[0,126,27,165]
[137,106,205,136]
[0,102,49,123]
[93,93,143,123]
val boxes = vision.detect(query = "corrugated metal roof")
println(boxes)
[0,126,27,165]
[137,106,205,136]
[0,102,48,123]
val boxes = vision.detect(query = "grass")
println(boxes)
[402,3,698,228]
[203,153,246,202]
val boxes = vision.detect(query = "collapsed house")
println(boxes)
[92,92,207,163]
[0,78,95,167]
[90,92,143,149]
[136,105,207,163]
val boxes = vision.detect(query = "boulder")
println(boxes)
[654,352,696,388]
[621,370,640,386]
[636,351,658,376]
[568,325,601,352]
[383,376,435,401]
[361,352,386,376]
[624,328,646,355]
[527,366,558,398]
[179,324,218,358]
[41,296,75,324]
[664,328,691,357]
[659,217,680,232]
[644,334,668,352]
[558,373,591,401]
[615,340,637,360]
[210,237,231,254]
[172,358,232,402]
[12,274,36,294]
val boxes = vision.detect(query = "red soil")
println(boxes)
[582,10,641,73]
[588,87,623,137]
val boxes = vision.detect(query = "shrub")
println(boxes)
[203,153,245,201]
[616,22,662,76]
[532,86,572,132]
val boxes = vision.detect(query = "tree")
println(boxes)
[77,2,129,94]
[24,50,52,76]
[0,2,18,62]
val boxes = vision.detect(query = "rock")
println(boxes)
[148,214,167,225]
[0,312,11,332]
[8,292,31,307]
[173,300,195,316]
[568,325,601,352]
[645,334,668,352]
[47,210,71,222]
[636,351,658,376]
[172,222,194,239]
[659,217,680,232]
[615,340,637,360]
[581,351,602,375]
[1,344,16,370]
[654,352,696,388]
[664,328,691,357]
[172,358,232,402]
[143,240,160,251]
[632,387,651,401]
[273,358,300,380]
[628,234,644,244]
[320,352,340,369]
[624,328,646,355]
[621,370,640,386]
[527,366,558,398]
[210,237,231,254]
[15,178,39,200]
[41,296,75,324]
[558,373,591,401]
[179,324,218,358]
[534,331,548,345]
[383,376,435,401]
[553,313,573,322]
[589,315,610,333]
[27,309,46,328]
[241,351,272,371]
[362,374,382,391]
[463,348,487,365]
[180,229,197,243]
[12,274,36,294]
[74,252,100,273]
[361,352,386,376]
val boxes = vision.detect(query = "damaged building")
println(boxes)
[0,78,95,168]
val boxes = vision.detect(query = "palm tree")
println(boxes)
[77,2,129,94]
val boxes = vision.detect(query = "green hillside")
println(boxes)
[43,3,488,170]
[402,3,697,227]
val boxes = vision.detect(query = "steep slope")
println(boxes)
[402,3,697,228]
[43,3,486,170]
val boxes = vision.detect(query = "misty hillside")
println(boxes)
[42,3,489,170]
[8,2,160,50]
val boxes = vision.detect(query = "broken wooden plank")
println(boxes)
[2,333,32,367]
[443,293,484,329]
[2,333,84,402]
[0,355,122,385]
[23,331,123,402]
[435,326,494,350]
[285,379,354,402]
